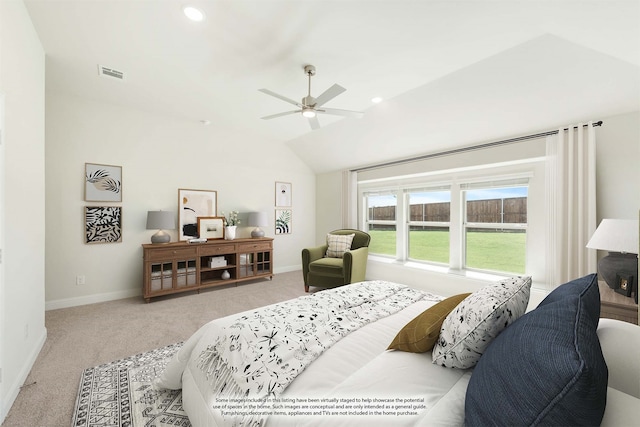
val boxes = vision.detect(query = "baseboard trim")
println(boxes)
[45,289,141,311]
[1,328,47,423]
[45,269,302,311]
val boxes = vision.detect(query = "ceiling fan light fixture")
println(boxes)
[302,108,316,118]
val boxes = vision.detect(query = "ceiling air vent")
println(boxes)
[98,65,125,81]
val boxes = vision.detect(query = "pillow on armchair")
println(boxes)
[325,233,355,258]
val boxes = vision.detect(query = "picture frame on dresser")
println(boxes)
[197,217,225,240]
[178,189,217,241]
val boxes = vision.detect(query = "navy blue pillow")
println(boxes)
[465,274,608,426]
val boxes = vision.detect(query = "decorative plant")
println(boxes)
[222,211,240,226]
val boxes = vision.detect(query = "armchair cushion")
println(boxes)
[326,233,355,258]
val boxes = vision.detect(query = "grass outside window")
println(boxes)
[369,229,525,274]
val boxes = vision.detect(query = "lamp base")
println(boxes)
[151,230,171,244]
[598,252,638,290]
[251,227,265,238]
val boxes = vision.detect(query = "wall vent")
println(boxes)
[98,65,125,81]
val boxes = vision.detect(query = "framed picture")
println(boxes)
[275,209,292,234]
[197,216,225,240]
[178,189,217,240]
[275,181,292,207]
[85,163,122,202]
[615,274,634,297]
[85,206,122,244]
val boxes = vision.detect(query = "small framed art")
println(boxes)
[85,163,122,202]
[615,274,635,297]
[275,209,292,234]
[275,181,292,207]
[197,217,225,240]
[85,206,122,244]
[178,189,217,240]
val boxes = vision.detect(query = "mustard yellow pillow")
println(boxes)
[388,293,471,353]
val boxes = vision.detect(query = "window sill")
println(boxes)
[369,255,508,283]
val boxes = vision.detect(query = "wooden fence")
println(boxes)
[369,197,527,224]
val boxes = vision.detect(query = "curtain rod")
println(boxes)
[351,120,603,173]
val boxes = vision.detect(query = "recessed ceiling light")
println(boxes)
[183,6,205,22]
[371,97,383,104]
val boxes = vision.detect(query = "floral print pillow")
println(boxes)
[432,276,532,369]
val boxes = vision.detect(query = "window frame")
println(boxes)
[359,168,536,277]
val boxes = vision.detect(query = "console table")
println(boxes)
[142,238,273,302]
[599,280,638,325]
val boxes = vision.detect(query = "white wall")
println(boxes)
[594,111,640,222]
[316,111,640,307]
[0,0,46,421]
[44,93,315,308]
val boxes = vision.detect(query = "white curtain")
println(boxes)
[341,170,358,228]
[545,121,597,287]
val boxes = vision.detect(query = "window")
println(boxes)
[463,183,528,274]
[407,189,450,264]
[360,174,531,276]
[364,192,396,256]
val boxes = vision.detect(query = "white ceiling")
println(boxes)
[24,0,640,173]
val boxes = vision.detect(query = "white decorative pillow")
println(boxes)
[432,276,532,369]
[325,233,355,258]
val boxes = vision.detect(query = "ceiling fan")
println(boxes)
[259,64,363,130]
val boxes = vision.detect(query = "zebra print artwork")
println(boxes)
[85,206,122,244]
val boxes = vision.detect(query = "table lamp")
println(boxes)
[146,210,175,244]
[248,211,268,238]
[586,219,639,290]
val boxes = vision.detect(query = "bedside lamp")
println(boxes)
[146,210,175,244]
[586,219,639,289]
[248,211,268,238]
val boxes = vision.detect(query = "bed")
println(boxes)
[154,275,639,427]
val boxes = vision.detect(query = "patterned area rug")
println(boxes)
[72,343,192,427]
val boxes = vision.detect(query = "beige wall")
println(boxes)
[44,93,316,308]
[0,0,46,421]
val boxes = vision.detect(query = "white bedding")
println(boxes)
[156,281,471,426]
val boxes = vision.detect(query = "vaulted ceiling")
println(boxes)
[24,0,640,172]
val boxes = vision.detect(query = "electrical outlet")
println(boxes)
[24,324,29,339]
[76,275,86,285]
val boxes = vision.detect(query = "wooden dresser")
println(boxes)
[599,280,638,325]
[142,238,273,302]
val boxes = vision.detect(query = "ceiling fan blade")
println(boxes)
[307,115,320,130]
[314,84,346,107]
[258,89,302,108]
[261,110,301,120]
[318,107,364,118]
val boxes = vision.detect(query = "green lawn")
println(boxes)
[368,229,525,274]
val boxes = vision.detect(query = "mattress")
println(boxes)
[158,282,470,426]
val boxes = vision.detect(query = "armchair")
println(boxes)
[301,229,371,292]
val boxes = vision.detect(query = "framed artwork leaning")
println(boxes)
[178,189,217,240]
[197,217,225,240]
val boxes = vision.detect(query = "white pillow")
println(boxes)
[432,276,532,369]
[325,233,355,258]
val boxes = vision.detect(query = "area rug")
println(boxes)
[72,342,192,427]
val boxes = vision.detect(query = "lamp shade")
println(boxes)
[248,211,268,238]
[146,210,175,230]
[586,219,639,254]
[146,211,175,244]
[248,212,268,227]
